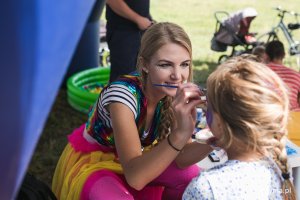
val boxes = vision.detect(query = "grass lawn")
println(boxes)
[28,0,300,187]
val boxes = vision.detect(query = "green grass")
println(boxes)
[28,0,300,187]
[150,0,300,77]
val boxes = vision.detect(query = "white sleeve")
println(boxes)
[182,174,214,200]
[100,84,138,118]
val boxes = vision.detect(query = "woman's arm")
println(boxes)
[110,83,203,190]
[175,140,212,169]
[110,103,186,190]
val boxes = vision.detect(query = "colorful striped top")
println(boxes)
[85,73,163,149]
[267,63,300,110]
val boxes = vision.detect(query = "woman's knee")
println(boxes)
[82,170,134,200]
[89,176,134,200]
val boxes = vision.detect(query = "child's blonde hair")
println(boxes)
[136,22,193,141]
[207,56,296,199]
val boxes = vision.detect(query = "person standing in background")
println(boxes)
[106,0,153,82]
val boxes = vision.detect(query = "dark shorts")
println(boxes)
[107,29,142,82]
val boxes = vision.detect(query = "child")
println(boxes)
[252,45,268,63]
[52,22,211,200]
[183,57,296,199]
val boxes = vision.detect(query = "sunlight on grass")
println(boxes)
[151,0,300,82]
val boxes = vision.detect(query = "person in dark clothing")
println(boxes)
[106,0,153,82]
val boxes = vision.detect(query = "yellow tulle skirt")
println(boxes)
[52,143,123,200]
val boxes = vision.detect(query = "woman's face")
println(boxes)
[145,42,191,97]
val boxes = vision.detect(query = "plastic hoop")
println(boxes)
[67,67,110,113]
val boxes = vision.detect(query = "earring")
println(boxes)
[143,68,149,74]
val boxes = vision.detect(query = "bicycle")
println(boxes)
[257,7,300,56]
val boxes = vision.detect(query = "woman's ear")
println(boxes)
[142,67,149,74]
[139,57,149,73]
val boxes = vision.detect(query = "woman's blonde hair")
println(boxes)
[136,22,193,141]
[206,56,296,199]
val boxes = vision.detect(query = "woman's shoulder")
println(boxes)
[109,74,143,94]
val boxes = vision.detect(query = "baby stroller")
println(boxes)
[211,7,258,63]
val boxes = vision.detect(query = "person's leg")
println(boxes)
[107,29,141,82]
[82,169,163,200]
[151,162,200,200]
[81,170,134,200]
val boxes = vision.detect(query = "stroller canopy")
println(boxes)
[215,7,257,45]
[225,7,258,35]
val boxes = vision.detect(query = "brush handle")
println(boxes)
[152,84,179,88]
[153,83,207,93]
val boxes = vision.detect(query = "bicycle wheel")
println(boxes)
[257,31,279,45]
[218,54,229,64]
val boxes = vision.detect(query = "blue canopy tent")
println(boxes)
[0,0,105,199]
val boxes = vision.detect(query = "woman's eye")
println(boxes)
[181,62,190,68]
[157,63,171,68]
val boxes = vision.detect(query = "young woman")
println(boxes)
[52,22,212,200]
[183,57,296,199]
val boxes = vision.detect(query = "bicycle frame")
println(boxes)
[258,7,300,56]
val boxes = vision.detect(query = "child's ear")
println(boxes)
[215,114,224,130]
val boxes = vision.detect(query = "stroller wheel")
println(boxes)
[218,55,229,64]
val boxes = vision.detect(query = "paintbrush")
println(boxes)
[153,83,207,100]
[153,83,207,92]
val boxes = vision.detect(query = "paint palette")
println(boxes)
[194,108,207,132]
[193,129,214,144]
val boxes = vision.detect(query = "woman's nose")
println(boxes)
[170,67,181,79]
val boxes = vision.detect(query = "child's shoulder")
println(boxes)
[201,158,278,180]
[188,158,282,199]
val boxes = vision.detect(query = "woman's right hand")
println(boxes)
[171,83,203,140]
